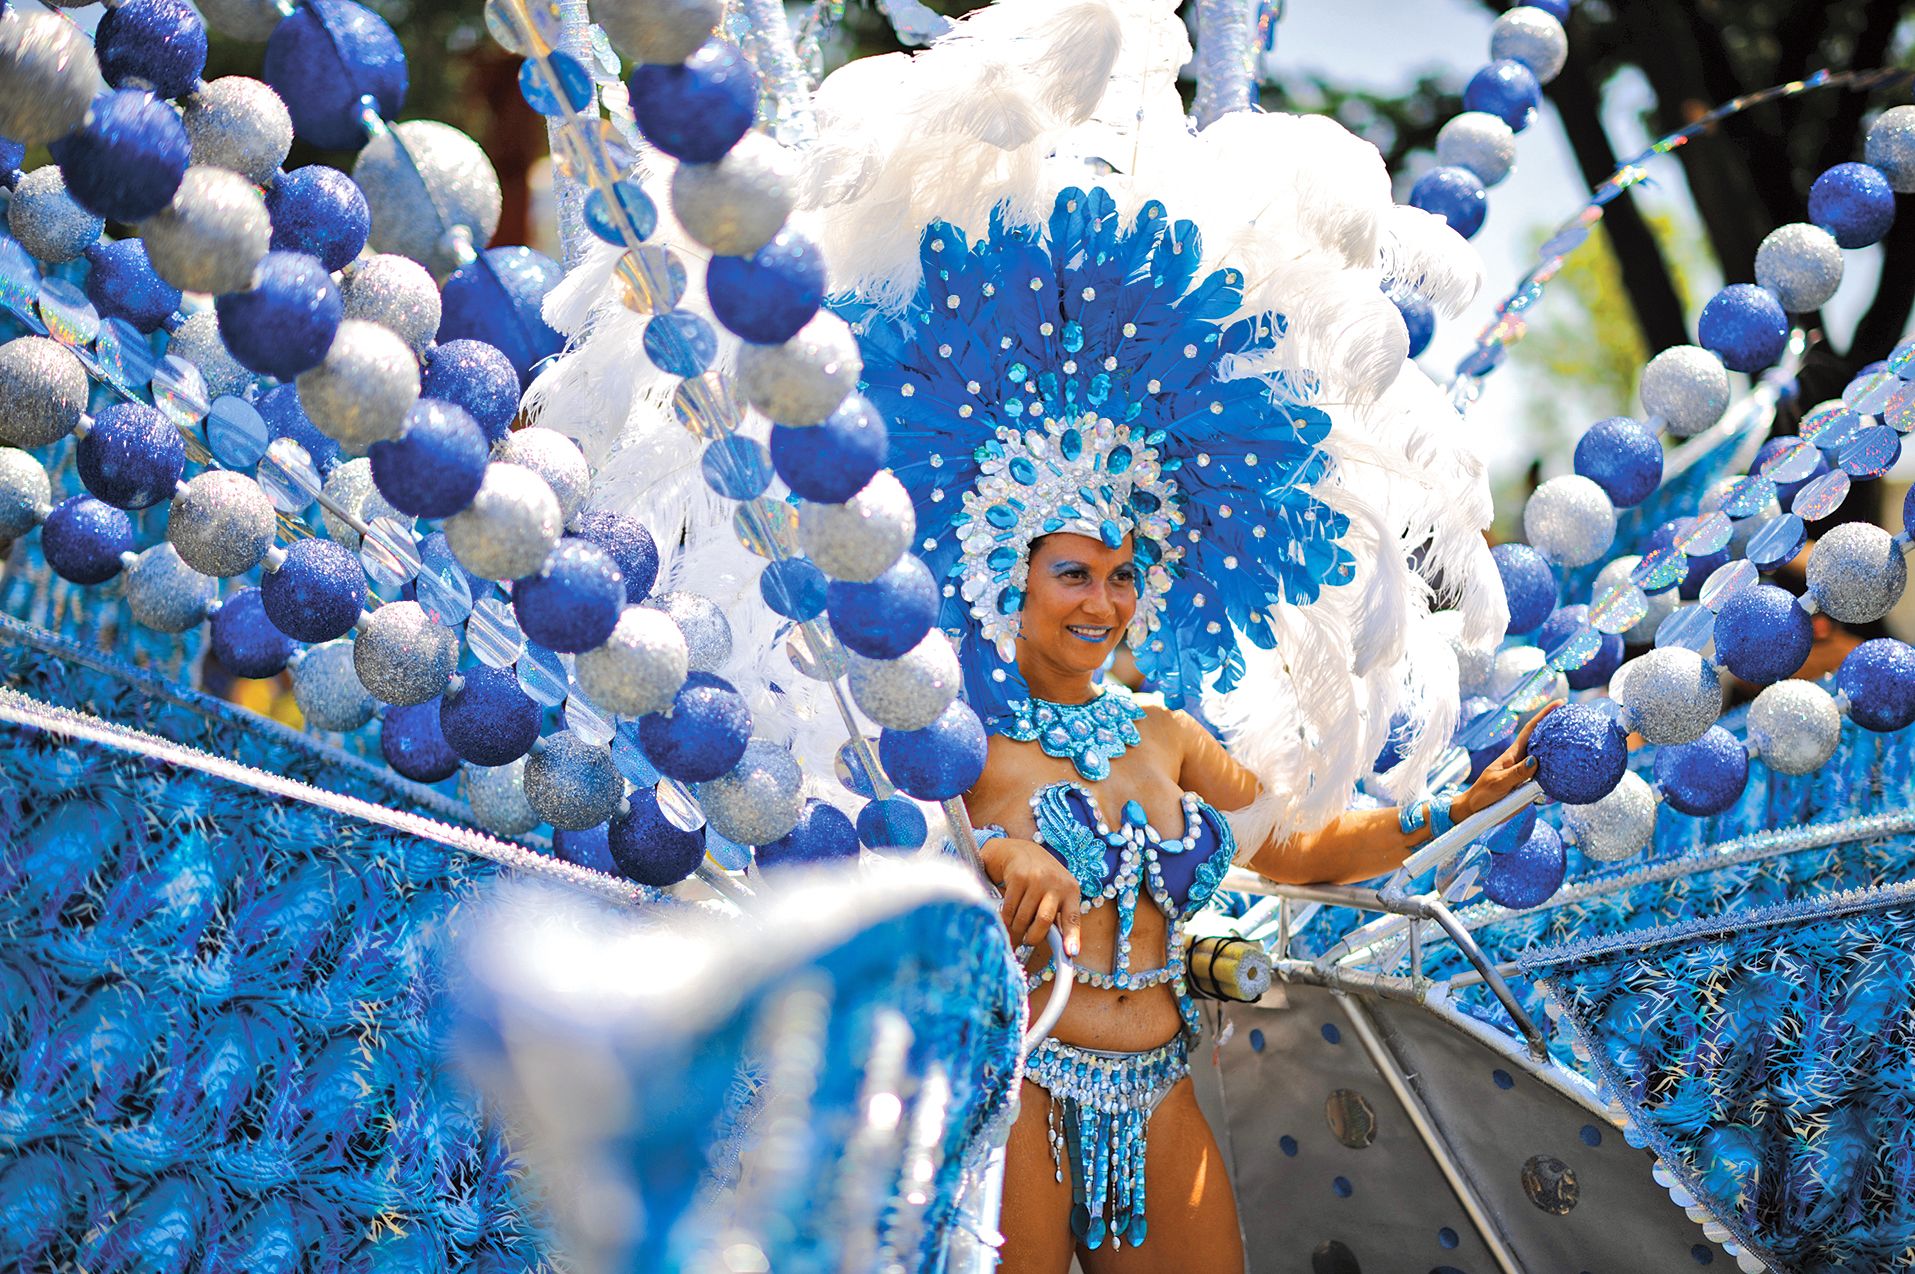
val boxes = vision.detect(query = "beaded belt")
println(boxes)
[1022,1035,1190,1250]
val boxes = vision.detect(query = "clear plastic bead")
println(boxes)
[468,596,525,667]
[517,641,570,706]
[37,277,98,347]
[205,394,270,468]
[95,317,155,392]
[256,436,322,513]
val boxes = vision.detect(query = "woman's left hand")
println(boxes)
[1456,700,1560,819]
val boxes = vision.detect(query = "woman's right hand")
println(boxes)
[980,836,1082,957]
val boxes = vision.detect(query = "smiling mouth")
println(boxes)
[1066,625,1113,643]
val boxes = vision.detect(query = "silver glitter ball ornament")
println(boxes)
[494,427,589,523]
[125,542,216,632]
[193,0,282,42]
[182,77,293,186]
[798,469,914,582]
[1617,646,1720,745]
[463,758,540,837]
[1435,111,1518,187]
[296,319,420,451]
[1560,770,1656,862]
[140,166,272,296]
[292,639,378,731]
[0,336,88,448]
[1754,223,1843,314]
[847,632,960,731]
[1867,105,1915,194]
[340,254,441,353]
[354,600,458,706]
[0,14,100,145]
[444,462,562,581]
[1594,554,1677,644]
[1429,609,1494,694]
[697,739,804,846]
[643,590,732,673]
[1807,521,1907,624]
[1486,644,1566,705]
[575,605,689,715]
[671,133,800,256]
[1489,6,1568,82]
[168,470,276,577]
[7,166,101,264]
[524,730,624,831]
[0,446,49,540]
[320,457,405,552]
[1639,345,1730,439]
[1523,475,1616,568]
[1748,679,1841,776]
[166,311,251,397]
[353,120,504,281]
[591,0,720,65]
[736,311,862,426]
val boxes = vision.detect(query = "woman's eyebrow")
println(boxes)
[1045,559,1088,572]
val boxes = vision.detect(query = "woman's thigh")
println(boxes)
[1080,1077,1245,1274]
[997,1078,1078,1274]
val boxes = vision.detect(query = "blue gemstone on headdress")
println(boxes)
[1123,799,1147,825]
[986,504,1018,529]
[1057,505,1080,520]
[1063,320,1085,353]
[1100,519,1123,548]
[998,587,1023,613]
[1059,428,1083,461]
[1108,445,1132,474]
[1131,490,1160,513]
[1008,361,1029,381]
[987,546,1017,572]
[1009,457,1038,485]
[1088,375,1111,405]
[1136,538,1160,565]
[1042,518,1064,533]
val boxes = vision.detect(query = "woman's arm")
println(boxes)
[1176,703,1558,886]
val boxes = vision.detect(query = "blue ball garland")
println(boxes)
[96,0,208,101]
[41,495,132,585]
[1384,281,1436,359]
[1480,816,1565,910]
[1646,519,1729,601]
[1713,584,1811,685]
[857,796,929,852]
[627,41,759,163]
[256,382,341,476]
[571,509,659,602]
[1809,162,1895,249]
[380,698,461,783]
[607,786,707,886]
[1838,638,1915,733]
[1573,415,1663,508]
[826,554,937,659]
[1463,59,1541,132]
[1491,541,1557,635]
[879,700,988,802]
[48,90,191,222]
[554,823,619,873]
[1528,702,1627,805]
[1528,0,1571,19]
[760,556,828,621]
[756,800,860,872]
[83,240,182,333]
[214,251,343,381]
[771,393,888,504]
[1756,436,1828,512]
[705,229,827,345]
[260,537,366,642]
[439,664,542,766]
[368,399,488,518]
[75,402,186,510]
[210,586,295,678]
[1536,604,1623,692]
[421,339,520,444]
[261,0,408,151]
[1408,166,1488,239]
[438,247,565,388]
[638,671,752,782]
[512,538,624,653]
[1697,283,1788,373]
[1653,725,1748,816]
[266,165,371,273]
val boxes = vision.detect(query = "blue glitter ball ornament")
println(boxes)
[554,823,618,873]
[1905,482,1915,534]
[1463,59,1541,131]
[440,664,541,766]
[1480,816,1565,910]
[1809,162,1896,249]
[261,0,407,151]
[1838,638,1915,732]
[82,240,181,332]
[214,251,342,380]
[1491,541,1556,635]
[1528,702,1628,805]
[879,699,988,801]
[1755,436,1827,512]
[96,0,207,101]
[1385,281,1436,358]
[256,382,340,475]
[760,556,828,621]
[421,339,520,443]
[41,494,132,584]
[628,41,758,163]
[266,164,370,272]
[638,671,752,782]
[706,228,827,344]
[608,785,706,886]
[1528,0,1571,18]
[571,508,659,602]
[210,586,295,678]
[1713,584,1811,685]
[756,799,860,872]
[1408,165,1488,239]
[513,537,624,653]
[380,698,460,783]
[827,553,937,659]
[260,536,366,642]
[438,247,565,388]
[1654,725,1748,817]
[857,795,929,852]
[48,90,190,222]
[0,138,23,176]
[1696,283,1789,373]
[75,402,185,510]
[1646,519,1729,600]
[1573,415,1663,508]
[771,392,889,503]
[368,398,488,518]
[1536,605,1623,692]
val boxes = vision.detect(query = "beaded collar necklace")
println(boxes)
[999,686,1146,782]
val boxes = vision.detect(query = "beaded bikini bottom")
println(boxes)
[1023,1035,1190,1251]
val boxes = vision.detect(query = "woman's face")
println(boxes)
[1017,532,1139,680]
